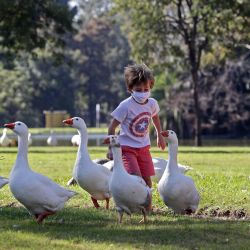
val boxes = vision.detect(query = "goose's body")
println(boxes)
[107,135,151,223]
[152,157,192,182]
[0,128,11,147]
[47,131,57,146]
[63,117,111,209]
[0,176,9,189]
[158,130,200,214]
[4,122,77,223]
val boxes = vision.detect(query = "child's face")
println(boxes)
[131,80,151,93]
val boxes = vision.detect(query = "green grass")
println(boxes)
[0,146,249,249]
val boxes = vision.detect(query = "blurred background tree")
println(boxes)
[112,0,250,145]
[0,0,249,145]
[0,0,130,127]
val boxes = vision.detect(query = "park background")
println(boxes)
[0,1,249,250]
[0,0,249,146]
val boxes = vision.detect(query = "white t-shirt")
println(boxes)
[111,96,160,148]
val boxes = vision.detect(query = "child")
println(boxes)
[107,63,166,189]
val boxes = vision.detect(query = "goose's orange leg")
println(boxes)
[105,198,110,210]
[36,211,55,223]
[91,197,100,209]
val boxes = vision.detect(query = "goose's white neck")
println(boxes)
[15,133,29,169]
[76,127,92,163]
[164,142,179,175]
[111,146,127,175]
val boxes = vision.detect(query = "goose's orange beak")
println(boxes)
[63,118,73,125]
[4,123,15,130]
[161,131,169,137]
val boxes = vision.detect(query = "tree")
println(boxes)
[0,0,75,58]
[0,0,131,127]
[0,58,36,125]
[113,0,250,145]
[167,50,250,139]
[71,17,131,126]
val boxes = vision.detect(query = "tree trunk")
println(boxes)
[192,70,202,146]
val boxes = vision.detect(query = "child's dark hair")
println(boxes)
[124,63,154,91]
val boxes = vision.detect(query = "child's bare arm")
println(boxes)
[152,114,166,150]
[108,118,120,135]
[106,119,121,159]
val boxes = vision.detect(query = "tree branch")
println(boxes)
[176,0,190,44]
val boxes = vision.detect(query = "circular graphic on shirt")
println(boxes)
[129,112,151,137]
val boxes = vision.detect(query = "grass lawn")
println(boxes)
[0,146,249,249]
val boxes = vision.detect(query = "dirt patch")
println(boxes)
[0,202,19,208]
[195,206,249,220]
[151,206,249,220]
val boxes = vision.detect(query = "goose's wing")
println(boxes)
[14,171,76,213]
[31,171,76,198]
[178,164,193,173]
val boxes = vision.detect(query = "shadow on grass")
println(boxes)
[0,206,249,249]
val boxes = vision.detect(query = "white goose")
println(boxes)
[4,121,77,223]
[66,159,110,186]
[158,130,200,214]
[63,117,112,209]
[152,157,192,183]
[47,130,57,146]
[105,135,151,223]
[71,134,80,146]
[28,132,32,146]
[0,128,11,147]
[0,176,9,189]
[101,157,192,183]
[0,156,9,188]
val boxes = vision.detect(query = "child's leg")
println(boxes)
[137,146,154,211]
[121,146,141,176]
[137,146,155,184]
[142,176,152,212]
[142,176,152,188]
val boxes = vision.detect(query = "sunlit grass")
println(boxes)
[0,146,249,249]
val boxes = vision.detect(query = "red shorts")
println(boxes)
[121,145,155,178]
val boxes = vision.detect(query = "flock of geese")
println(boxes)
[0,117,200,224]
[0,128,57,147]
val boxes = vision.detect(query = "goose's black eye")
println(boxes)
[76,118,79,121]
[171,132,173,134]
[17,123,21,126]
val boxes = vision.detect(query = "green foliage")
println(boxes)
[0,1,131,127]
[0,58,37,125]
[112,0,250,71]
[0,0,74,54]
